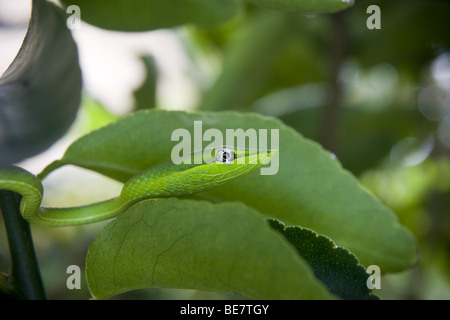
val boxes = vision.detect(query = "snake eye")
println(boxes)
[216,147,235,164]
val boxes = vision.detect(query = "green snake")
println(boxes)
[0,147,275,227]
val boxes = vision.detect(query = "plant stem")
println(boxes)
[319,12,347,153]
[0,190,46,299]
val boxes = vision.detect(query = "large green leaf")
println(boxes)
[0,0,82,164]
[41,110,417,272]
[86,198,334,299]
[60,0,242,32]
[245,0,354,13]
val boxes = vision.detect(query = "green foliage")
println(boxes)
[1,0,449,300]
[348,0,450,77]
[60,0,243,31]
[39,110,417,275]
[199,10,328,111]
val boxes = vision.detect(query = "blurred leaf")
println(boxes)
[269,219,379,300]
[60,0,242,31]
[199,10,329,111]
[133,56,158,110]
[0,0,82,164]
[40,110,417,272]
[361,158,450,216]
[200,10,291,111]
[86,198,334,299]
[246,0,354,13]
[279,106,429,174]
[348,0,450,77]
[80,96,119,132]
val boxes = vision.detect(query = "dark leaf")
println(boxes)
[0,0,82,164]
[269,219,379,300]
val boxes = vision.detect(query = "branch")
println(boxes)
[319,11,347,153]
[0,190,46,299]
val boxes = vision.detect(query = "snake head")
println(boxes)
[174,146,278,195]
[121,146,278,200]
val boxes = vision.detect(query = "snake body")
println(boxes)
[0,147,275,227]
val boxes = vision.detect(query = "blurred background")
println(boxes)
[0,0,449,299]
